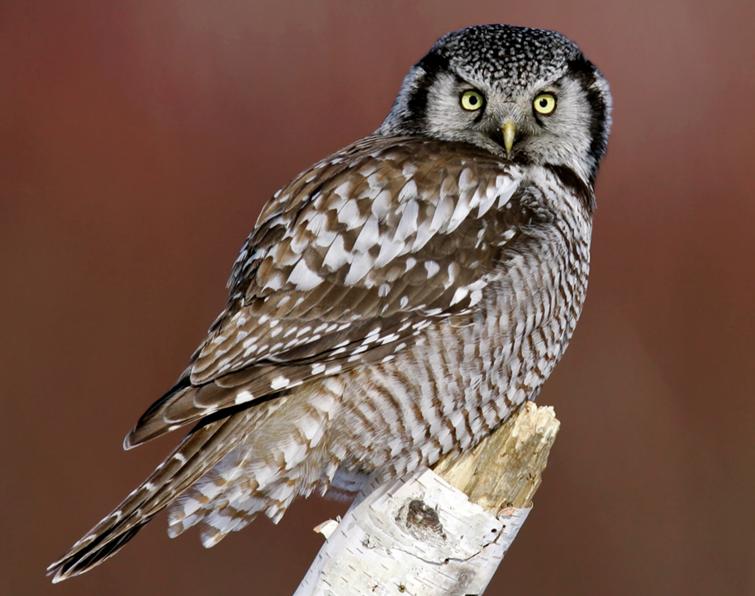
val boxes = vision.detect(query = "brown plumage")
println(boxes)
[126,137,522,446]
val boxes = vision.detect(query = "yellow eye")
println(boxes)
[460,89,485,111]
[533,93,557,115]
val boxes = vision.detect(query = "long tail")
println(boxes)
[46,409,254,583]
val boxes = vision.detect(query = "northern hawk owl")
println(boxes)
[48,24,612,582]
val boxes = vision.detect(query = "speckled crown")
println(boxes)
[430,24,582,88]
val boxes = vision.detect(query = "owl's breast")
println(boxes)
[476,170,593,399]
[330,183,591,482]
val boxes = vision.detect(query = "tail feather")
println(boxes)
[165,383,341,547]
[47,410,253,583]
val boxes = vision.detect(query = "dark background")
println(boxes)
[2,1,753,594]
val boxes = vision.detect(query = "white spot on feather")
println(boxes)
[402,162,417,177]
[234,390,254,405]
[450,286,469,306]
[353,216,380,252]
[424,260,440,278]
[379,333,400,345]
[344,252,373,285]
[288,260,323,291]
[459,167,477,191]
[477,184,499,217]
[333,180,352,200]
[371,189,393,219]
[430,194,454,233]
[337,199,361,229]
[448,190,474,231]
[395,199,418,241]
[374,238,404,268]
[270,375,290,390]
[496,175,518,207]
[322,234,349,271]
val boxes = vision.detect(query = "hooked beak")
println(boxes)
[501,120,516,158]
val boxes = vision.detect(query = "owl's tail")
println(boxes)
[46,409,255,583]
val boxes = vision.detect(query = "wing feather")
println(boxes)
[126,136,524,447]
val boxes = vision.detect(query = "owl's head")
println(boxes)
[380,25,612,186]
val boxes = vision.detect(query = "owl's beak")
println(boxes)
[501,120,516,158]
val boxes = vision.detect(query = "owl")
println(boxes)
[48,24,611,582]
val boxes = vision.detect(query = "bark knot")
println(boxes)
[401,499,446,540]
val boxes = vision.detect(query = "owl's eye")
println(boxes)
[533,93,557,115]
[460,90,485,111]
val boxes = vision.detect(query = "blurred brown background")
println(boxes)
[1,1,753,594]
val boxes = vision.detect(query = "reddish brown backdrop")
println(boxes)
[2,1,753,595]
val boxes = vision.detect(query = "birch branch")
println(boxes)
[295,402,560,596]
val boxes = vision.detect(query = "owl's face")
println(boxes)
[380,25,612,185]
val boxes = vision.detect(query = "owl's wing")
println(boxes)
[126,136,524,447]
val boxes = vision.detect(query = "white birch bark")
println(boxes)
[295,402,560,596]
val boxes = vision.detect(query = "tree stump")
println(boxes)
[295,402,560,595]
